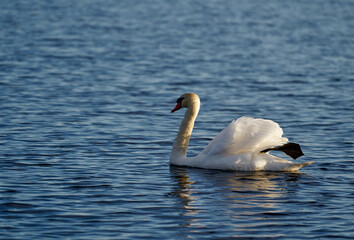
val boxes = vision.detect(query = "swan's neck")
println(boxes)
[171,103,200,158]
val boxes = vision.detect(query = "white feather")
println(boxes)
[202,116,288,156]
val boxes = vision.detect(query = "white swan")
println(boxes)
[170,93,313,171]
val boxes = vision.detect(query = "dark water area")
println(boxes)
[1,0,354,239]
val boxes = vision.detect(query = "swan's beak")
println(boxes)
[171,102,182,113]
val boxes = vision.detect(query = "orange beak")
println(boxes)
[171,102,182,113]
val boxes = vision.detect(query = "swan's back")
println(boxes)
[201,117,288,156]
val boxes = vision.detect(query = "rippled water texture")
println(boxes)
[1,0,354,239]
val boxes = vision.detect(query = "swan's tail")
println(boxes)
[260,142,304,160]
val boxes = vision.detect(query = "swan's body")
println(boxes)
[170,93,313,171]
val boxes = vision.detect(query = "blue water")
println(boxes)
[1,0,354,239]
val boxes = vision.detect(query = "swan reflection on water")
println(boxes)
[169,165,304,233]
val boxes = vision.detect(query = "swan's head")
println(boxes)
[171,93,200,113]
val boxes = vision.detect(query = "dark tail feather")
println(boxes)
[260,142,304,160]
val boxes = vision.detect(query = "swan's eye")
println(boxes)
[177,97,184,103]
[171,97,185,113]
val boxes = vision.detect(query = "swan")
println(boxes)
[170,93,313,171]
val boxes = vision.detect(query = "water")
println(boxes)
[1,0,353,239]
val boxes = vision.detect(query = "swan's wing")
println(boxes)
[201,116,288,156]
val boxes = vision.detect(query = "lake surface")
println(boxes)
[1,0,354,239]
